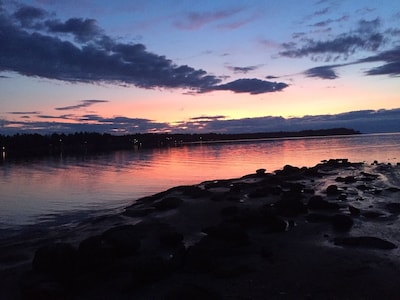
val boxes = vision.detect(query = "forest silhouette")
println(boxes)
[0,128,359,158]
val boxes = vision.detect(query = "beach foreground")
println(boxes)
[1,159,400,299]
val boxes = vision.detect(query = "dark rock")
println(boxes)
[78,235,116,269]
[275,165,303,179]
[325,158,349,166]
[264,215,287,232]
[102,225,141,256]
[232,207,263,227]
[335,176,345,183]
[256,168,266,175]
[334,236,397,249]
[288,182,306,193]
[123,206,155,217]
[305,213,332,223]
[386,202,400,213]
[326,185,339,195]
[229,184,241,194]
[204,180,231,189]
[32,243,78,279]
[270,186,283,195]
[180,185,210,198]
[335,176,357,184]
[386,187,400,192]
[220,206,239,216]
[360,171,379,180]
[134,190,169,204]
[348,205,361,215]
[184,237,219,273]
[248,187,271,198]
[274,191,307,217]
[331,214,353,231]
[213,263,254,278]
[202,223,249,245]
[260,246,273,259]
[307,195,340,210]
[19,271,67,300]
[153,197,183,211]
[131,255,170,284]
[362,211,384,218]
[159,231,184,247]
[165,283,223,300]
[303,188,315,194]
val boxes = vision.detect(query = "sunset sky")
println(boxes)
[0,0,399,134]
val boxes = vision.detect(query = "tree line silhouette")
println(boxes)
[0,128,360,158]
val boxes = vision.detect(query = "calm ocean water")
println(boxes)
[1,132,400,229]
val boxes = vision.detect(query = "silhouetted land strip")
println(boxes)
[0,128,359,158]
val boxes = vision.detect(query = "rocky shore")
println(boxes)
[1,159,400,299]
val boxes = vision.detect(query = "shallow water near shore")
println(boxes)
[1,132,400,230]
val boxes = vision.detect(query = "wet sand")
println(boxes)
[1,159,400,299]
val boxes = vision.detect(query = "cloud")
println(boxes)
[313,7,330,16]
[45,18,103,42]
[280,19,384,61]
[13,5,48,27]
[183,109,400,134]
[281,34,383,60]
[304,65,340,79]
[360,47,400,76]
[365,62,400,76]
[8,111,41,115]
[0,4,286,95]
[309,15,349,28]
[226,65,260,74]
[55,100,109,111]
[0,114,170,135]
[2,109,400,135]
[38,114,73,120]
[189,115,226,121]
[173,8,242,30]
[303,45,400,79]
[209,78,289,94]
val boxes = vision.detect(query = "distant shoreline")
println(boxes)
[183,128,361,145]
[1,128,359,159]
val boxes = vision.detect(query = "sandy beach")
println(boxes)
[1,159,400,299]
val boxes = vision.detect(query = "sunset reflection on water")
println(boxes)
[0,133,399,227]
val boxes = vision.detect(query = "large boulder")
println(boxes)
[19,271,67,300]
[78,235,115,269]
[102,225,141,256]
[153,197,183,211]
[274,191,307,217]
[331,214,353,231]
[334,236,397,249]
[307,195,340,210]
[326,185,339,195]
[131,255,170,285]
[32,243,78,280]
[202,222,249,246]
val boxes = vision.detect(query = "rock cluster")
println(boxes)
[16,159,400,299]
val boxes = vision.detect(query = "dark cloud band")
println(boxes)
[2,109,400,135]
[55,100,109,111]
[0,4,287,95]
